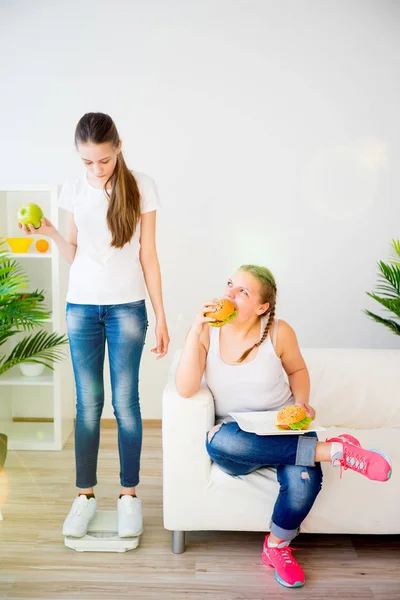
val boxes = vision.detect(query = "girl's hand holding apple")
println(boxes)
[18,217,56,238]
[17,202,56,238]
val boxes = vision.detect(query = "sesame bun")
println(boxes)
[275,405,312,431]
[205,299,236,328]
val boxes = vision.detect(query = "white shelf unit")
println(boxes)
[0,184,74,450]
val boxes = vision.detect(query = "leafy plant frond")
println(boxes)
[365,239,400,338]
[390,239,400,262]
[0,290,50,331]
[0,330,16,348]
[366,294,400,318]
[0,259,27,294]
[364,310,400,336]
[0,330,68,376]
[375,262,400,296]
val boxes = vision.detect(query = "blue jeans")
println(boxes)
[66,300,148,488]
[206,422,323,541]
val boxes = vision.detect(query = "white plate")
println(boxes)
[228,410,326,436]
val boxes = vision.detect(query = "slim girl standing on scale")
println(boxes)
[19,112,170,539]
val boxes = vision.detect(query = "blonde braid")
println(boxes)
[237,304,276,363]
[256,306,276,348]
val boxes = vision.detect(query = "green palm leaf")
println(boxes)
[366,294,400,318]
[0,330,68,375]
[374,262,400,297]
[0,254,27,294]
[364,310,400,336]
[365,239,400,338]
[390,242,400,267]
[0,331,16,348]
[0,290,50,331]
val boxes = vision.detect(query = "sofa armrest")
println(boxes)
[162,375,215,529]
[162,378,215,484]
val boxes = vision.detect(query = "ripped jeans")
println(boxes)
[206,421,323,541]
[66,300,148,489]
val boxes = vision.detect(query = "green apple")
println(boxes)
[18,203,44,229]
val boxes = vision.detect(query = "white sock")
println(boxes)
[330,442,343,466]
[267,537,289,548]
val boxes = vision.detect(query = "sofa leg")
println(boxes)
[172,530,185,554]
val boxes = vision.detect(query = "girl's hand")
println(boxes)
[151,320,170,360]
[192,299,220,331]
[18,217,56,238]
[295,402,316,420]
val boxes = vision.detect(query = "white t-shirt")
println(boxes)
[58,170,160,305]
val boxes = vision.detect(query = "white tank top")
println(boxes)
[205,317,293,422]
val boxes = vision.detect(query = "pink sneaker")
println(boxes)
[326,436,392,482]
[262,534,305,588]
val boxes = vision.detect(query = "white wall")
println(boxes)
[1,0,399,419]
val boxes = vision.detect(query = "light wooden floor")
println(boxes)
[1,427,399,600]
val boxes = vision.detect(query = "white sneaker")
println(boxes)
[62,496,97,537]
[117,495,143,537]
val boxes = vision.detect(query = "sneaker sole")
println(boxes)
[118,528,143,538]
[261,550,305,588]
[275,573,305,588]
[63,527,91,538]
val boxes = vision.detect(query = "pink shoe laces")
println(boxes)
[335,446,368,478]
[276,546,298,565]
[268,543,299,564]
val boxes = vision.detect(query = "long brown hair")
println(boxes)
[237,265,277,363]
[75,112,141,248]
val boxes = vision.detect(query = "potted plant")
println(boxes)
[0,239,68,468]
[365,239,400,336]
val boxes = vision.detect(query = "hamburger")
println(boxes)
[275,405,312,431]
[205,299,236,328]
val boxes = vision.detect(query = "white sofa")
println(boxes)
[162,348,400,553]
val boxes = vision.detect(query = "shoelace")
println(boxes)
[340,448,368,478]
[267,545,299,565]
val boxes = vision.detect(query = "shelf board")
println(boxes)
[8,252,53,259]
[0,421,55,450]
[0,184,58,192]
[0,372,54,386]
